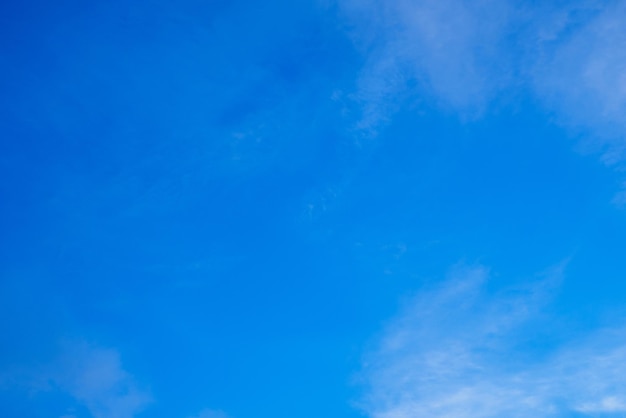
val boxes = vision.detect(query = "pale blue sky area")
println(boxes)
[2,1,626,417]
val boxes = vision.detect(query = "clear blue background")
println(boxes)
[2,1,626,417]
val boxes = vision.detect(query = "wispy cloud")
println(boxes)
[18,341,153,418]
[338,0,516,129]
[532,1,626,163]
[53,341,152,418]
[342,0,513,115]
[339,0,626,163]
[358,264,626,418]
[188,408,230,418]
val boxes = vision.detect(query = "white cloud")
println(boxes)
[188,409,230,418]
[338,0,626,164]
[45,341,152,418]
[613,184,626,207]
[532,1,626,164]
[338,0,515,122]
[358,264,626,418]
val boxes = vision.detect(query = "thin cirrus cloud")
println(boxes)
[188,409,230,418]
[25,341,153,418]
[55,342,152,418]
[357,264,626,418]
[343,0,512,113]
[338,0,626,162]
[3,339,229,418]
[533,1,626,163]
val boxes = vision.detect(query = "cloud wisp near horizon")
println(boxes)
[358,264,626,418]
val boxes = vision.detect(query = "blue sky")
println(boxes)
[2,0,626,417]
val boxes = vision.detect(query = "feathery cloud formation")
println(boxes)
[4,341,154,418]
[359,264,626,418]
[51,342,152,418]
[340,0,626,162]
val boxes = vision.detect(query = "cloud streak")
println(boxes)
[532,1,626,163]
[339,0,626,163]
[49,341,152,418]
[358,264,626,418]
[5,341,154,418]
[188,409,230,418]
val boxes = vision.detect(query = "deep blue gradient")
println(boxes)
[3,1,626,418]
